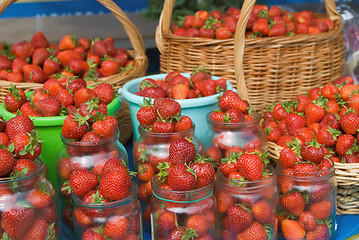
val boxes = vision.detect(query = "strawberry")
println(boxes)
[92,115,118,139]
[0,148,15,177]
[153,98,181,120]
[0,132,9,146]
[56,89,74,107]
[13,159,38,176]
[169,138,197,165]
[93,83,115,105]
[278,171,295,194]
[5,114,34,140]
[167,163,197,191]
[74,87,98,107]
[174,115,193,132]
[32,88,51,105]
[115,48,129,67]
[305,97,327,126]
[336,134,355,156]
[151,121,175,133]
[11,41,35,59]
[252,18,269,36]
[2,207,36,239]
[215,27,233,39]
[157,211,176,232]
[66,78,87,95]
[300,139,325,164]
[251,200,273,224]
[348,94,359,114]
[93,40,108,58]
[280,192,305,216]
[294,95,312,112]
[99,170,131,201]
[78,98,107,123]
[69,169,98,197]
[205,145,222,163]
[320,113,340,129]
[139,86,167,99]
[235,221,267,240]
[190,66,210,83]
[42,78,64,97]
[198,79,217,97]
[306,223,330,240]
[265,125,281,143]
[99,58,120,77]
[137,163,156,182]
[339,84,359,101]
[61,112,89,140]
[293,127,315,144]
[74,208,92,227]
[299,211,317,231]
[281,220,306,240]
[12,130,42,160]
[58,34,77,50]
[20,102,42,117]
[172,83,190,99]
[237,153,263,181]
[218,90,247,112]
[279,147,301,169]
[34,97,62,117]
[82,228,106,240]
[24,217,53,240]
[227,204,253,233]
[190,157,215,188]
[217,191,235,213]
[11,58,27,73]
[43,58,60,75]
[68,59,89,76]
[209,111,225,122]
[30,31,48,48]
[272,104,289,121]
[0,56,12,72]
[285,113,306,136]
[6,72,23,83]
[22,64,48,83]
[26,188,51,209]
[186,214,208,237]
[32,47,50,66]
[100,157,127,178]
[4,84,27,113]
[137,99,158,127]
[57,49,83,67]
[340,112,359,135]
[170,74,191,87]
[309,200,332,220]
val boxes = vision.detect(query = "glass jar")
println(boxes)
[56,128,128,239]
[133,124,203,228]
[72,182,142,240]
[0,159,60,239]
[150,174,215,239]
[215,165,279,240]
[205,111,267,159]
[277,161,337,240]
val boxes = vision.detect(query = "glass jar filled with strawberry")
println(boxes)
[215,147,278,240]
[56,112,128,238]
[72,181,142,240]
[277,140,337,240]
[205,90,267,163]
[150,154,216,239]
[133,97,204,228]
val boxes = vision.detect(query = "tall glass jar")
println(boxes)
[277,161,337,240]
[150,174,215,239]
[56,129,128,239]
[205,112,267,160]
[0,159,60,239]
[72,182,142,240]
[133,124,203,229]
[215,166,279,240]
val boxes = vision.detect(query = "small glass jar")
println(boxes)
[150,174,215,239]
[277,162,337,240]
[56,128,128,239]
[215,166,279,240]
[206,111,267,157]
[72,182,142,240]
[0,159,60,239]
[133,124,203,228]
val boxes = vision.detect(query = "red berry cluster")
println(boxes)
[0,32,133,84]
[171,5,335,39]
[0,114,59,239]
[137,97,193,133]
[4,77,115,118]
[263,75,359,164]
[135,67,227,100]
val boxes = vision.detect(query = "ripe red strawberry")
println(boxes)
[69,169,99,197]
[309,200,332,220]
[209,111,225,122]
[265,125,281,143]
[99,58,120,77]
[12,158,38,175]
[12,130,42,160]
[215,27,233,39]
[294,94,312,112]
[306,223,330,240]
[237,153,263,181]
[100,157,128,178]
[293,127,315,144]
[218,90,247,112]
[336,134,355,156]
[299,211,317,231]
[272,103,289,121]
[139,86,167,98]
[32,88,51,105]
[190,66,210,83]
[26,188,51,209]
[93,40,108,58]
[316,126,341,147]
[174,115,193,132]
[93,83,115,105]
[279,147,301,169]
[216,190,235,213]
[4,85,27,113]
[190,158,215,188]
[99,170,131,201]
[137,99,157,128]
[0,132,9,147]
[0,148,15,177]
[167,163,197,191]
[61,112,89,140]
[5,114,34,140]
[285,113,306,136]
[137,163,156,182]
[92,115,118,139]
[2,207,35,239]
[151,120,175,133]
[169,138,197,165]
[280,192,305,216]
[281,220,306,240]
[82,228,106,240]
[305,97,327,126]
[224,108,245,123]
[157,211,176,232]
[56,89,74,107]
[32,47,50,66]
[251,200,273,224]
[205,145,222,163]
[57,49,83,67]
[34,97,62,117]
[58,34,77,50]
[30,31,49,48]
[198,79,217,97]
[20,102,42,117]
[186,214,208,237]
[172,83,190,99]
[153,98,181,120]
[82,190,109,217]
[78,99,107,123]
[11,58,27,73]
[235,221,267,240]
[227,204,253,233]
[340,112,359,135]
[43,58,61,75]
[0,56,12,71]
[22,64,48,83]
[300,139,325,164]
[74,87,98,107]
[23,217,52,240]
[320,113,340,129]
[81,131,102,142]
[11,41,35,59]
[74,208,92,227]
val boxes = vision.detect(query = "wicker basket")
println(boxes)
[0,0,148,144]
[156,0,345,113]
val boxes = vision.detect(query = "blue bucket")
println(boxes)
[120,73,234,150]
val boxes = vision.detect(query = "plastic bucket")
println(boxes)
[0,94,121,190]
[120,73,234,150]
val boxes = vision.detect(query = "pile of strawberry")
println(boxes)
[4,78,114,118]
[151,154,216,239]
[216,147,276,240]
[0,32,133,83]
[135,67,227,100]
[137,97,193,133]
[205,89,264,164]
[263,75,359,164]
[171,5,334,39]
[0,114,59,239]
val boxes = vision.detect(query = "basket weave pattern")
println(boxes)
[0,0,149,144]
[156,0,345,113]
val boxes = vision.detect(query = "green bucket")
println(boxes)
[0,95,121,191]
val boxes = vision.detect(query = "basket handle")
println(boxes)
[233,0,340,101]
[156,0,175,54]
[0,0,147,60]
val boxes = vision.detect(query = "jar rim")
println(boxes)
[0,158,44,183]
[206,111,262,126]
[72,182,138,209]
[61,128,119,146]
[138,123,195,137]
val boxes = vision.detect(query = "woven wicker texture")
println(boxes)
[156,0,345,113]
[0,0,149,144]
